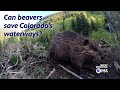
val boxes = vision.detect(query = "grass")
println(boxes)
[0,28,16,43]
[10,54,21,65]
[35,66,45,74]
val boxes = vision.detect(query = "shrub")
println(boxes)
[89,28,117,44]
[90,15,105,31]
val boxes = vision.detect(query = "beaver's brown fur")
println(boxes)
[49,31,104,70]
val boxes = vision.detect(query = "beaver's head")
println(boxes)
[81,39,104,64]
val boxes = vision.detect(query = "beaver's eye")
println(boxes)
[83,40,89,46]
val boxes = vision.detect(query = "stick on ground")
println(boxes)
[114,61,120,71]
[59,64,83,79]
[45,68,56,79]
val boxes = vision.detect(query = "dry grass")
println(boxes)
[0,42,49,79]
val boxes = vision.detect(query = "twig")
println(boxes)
[0,59,10,76]
[6,58,19,71]
[114,61,120,71]
[30,61,42,65]
[59,64,83,79]
[7,66,25,79]
[45,68,56,79]
[27,45,32,53]
[16,46,23,63]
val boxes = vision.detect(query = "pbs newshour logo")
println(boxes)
[96,64,108,74]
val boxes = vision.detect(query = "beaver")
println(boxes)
[49,31,104,70]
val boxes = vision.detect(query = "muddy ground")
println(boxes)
[0,43,120,79]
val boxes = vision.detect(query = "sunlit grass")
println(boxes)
[89,28,117,44]
[0,34,4,41]
[0,28,17,45]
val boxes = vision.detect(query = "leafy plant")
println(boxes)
[89,28,117,44]
[32,45,48,58]
[35,66,45,74]
[10,54,21,65]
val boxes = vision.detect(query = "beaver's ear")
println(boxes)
[83,40,89,46]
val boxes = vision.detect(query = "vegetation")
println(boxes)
[10,54,21,65]
[0,41,1,48]
[1,11,119,49]
[0,11,120,79]
[1,11,117,49]
[89,28,117,44]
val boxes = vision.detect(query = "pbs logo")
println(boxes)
[96,68,102,74]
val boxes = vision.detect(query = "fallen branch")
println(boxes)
[59,64,83,79]
[114,61,120,71]
[45,68,56,79]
